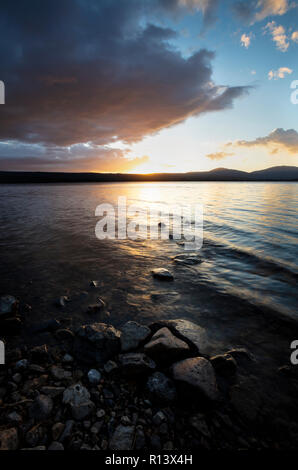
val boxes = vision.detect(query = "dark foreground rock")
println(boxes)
[120,321,151,352]
[74,323,121,365]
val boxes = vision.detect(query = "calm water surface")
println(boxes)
[0,182,297,348]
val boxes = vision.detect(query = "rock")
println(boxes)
[120,321,151,352]
[226,348,256,366]
[88,369,101,385]
[7,412,22,424]
[96,409,105,419]
[152,268,174,281]
[15,358,29,370]
[55,328,75,341]
[150,319,210,355]
[12,372,22,384]
[50,366,72,380]
[59,420,74,443]
[63,384,95,421]
[171,357,219,401]
[120,416,131,426]
[87,298,105,314]
[119,353,156,376]
[109,424,135,450]
[48,441,64,450]
[146,372,177,404]
[104,360,118,374]
[163,441,174,450]
[150,434,162,450]
[189,414,211,438]
[22,446,46,450]
[74,323,121,365]
[230,377,262,422]
[62,353,73,363]
[29,395,53,421]
[56,296,70,308]
[52,423,65,441]
[31,344,50,363]
[173,253,202,265]
[30,319,61,334]
[25,425,44,447]
[90,280,100,288]
[210,353,237,376]
[152,411,166,426]
[144,327,189,361]
[0,427,19,450]
[41,386,65,398]
[135,427,146,450]
[0,295,19,317]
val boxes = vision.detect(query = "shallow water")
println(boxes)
[0,182,297,329]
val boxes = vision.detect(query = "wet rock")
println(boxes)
[120,321,151,352]
[31,344,50,363]
[55,328,75,341]
[173,253,202,265]
[88,369,101,385]
[56,296,70,308]
[144,327,189,361]
[119,353,156,376]
[226,348,256,366]
[0,295,19,317]
[152,268,174,281]
[171,357,219,401]
[30,319,61,334]
[0,427,19,450]
[15,358,29,370]
[41,386,65,398]
[87,298,106,314]
[104,360,118,374]
[74,323,121,365]
[29,395,53,422]
[210,353,237,376]
[109,424,135,450]
[150,319,210,355]
[52,423,65,441]
[63,384,95,421]
[48,441,64,450]
[146,372,177,404]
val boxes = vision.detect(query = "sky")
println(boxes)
[0,0,297,173]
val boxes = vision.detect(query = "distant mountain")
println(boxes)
[0,166,297,183]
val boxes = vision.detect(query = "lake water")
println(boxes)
[0,182,298,356]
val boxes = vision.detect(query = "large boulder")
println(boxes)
[144,327,189,362]
[171,357,219,401]
[109,424,135,450]
[63,384,95,421]
[150,319,210,355]
[120,321,151,352]
[146,372,177,404]
[74,323,121,365]
[119,353,156,376]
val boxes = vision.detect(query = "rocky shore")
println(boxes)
[1,294,298,451]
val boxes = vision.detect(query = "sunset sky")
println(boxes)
[0,0,297,173]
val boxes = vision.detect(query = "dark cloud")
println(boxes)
[0,0,249,170]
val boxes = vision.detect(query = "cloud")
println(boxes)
[268,66,293,79]
[292,31,298,42]
[0,0,249,171]
[228,128,298,154]
[206,151,234,160]
[176,0,219,29]
[241,32,253,48]
[233,0,293,24]
[264,21,289,51]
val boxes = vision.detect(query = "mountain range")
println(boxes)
[0,166,297,183]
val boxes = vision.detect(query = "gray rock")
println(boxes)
[146,372,177,404]
[87,298,106,314]
[152,411,166,426]
[226,348,256,365]
[59,420,74,443]
[189,414,211,438]
[152,268,174,281]
[150,319,210,355]
[62,353,74,363]
[144,327,189,361]
[15,359,29,370]
[63,384,95,421]
[0,295,18,317]
[25,425,44,447]
[104,360,118,374]
[0,427,18,450]
[120,321,151,352]
[173,253,202,265]
[171,357,219,401]
[48,441,64,450]
[74,323,121,365]
[50,366,72,380]
[7,411,22,424]
[109,424,135,450]
[29,395,53,421]
[210,353,237,376]
[88,369,101,385]
[119,352,156,376]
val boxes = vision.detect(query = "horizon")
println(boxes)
[0,0,297,173]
